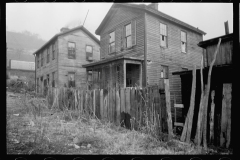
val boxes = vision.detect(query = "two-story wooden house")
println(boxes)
[83,3,206,105]
[33,26,100,94]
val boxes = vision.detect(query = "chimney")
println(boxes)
[60,27,69,33]
[148,3,158,11]
[224,21,229,35]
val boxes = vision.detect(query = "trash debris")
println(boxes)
[74,144,80,149]
[28,121,35,127]
[13,114,19,116]
[87,144,91,148]
[81,146,86,149]
[12,139,20,144]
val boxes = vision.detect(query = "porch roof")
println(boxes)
[82,55,144,68]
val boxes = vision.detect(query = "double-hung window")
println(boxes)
[181,31,187,53]
[47,48,50,63]
[160,23,167,47]
[68,72,75,88]
[86,45,93,61]
[109,31,115,53]
[68,42,76,59]
[125,23,132,48]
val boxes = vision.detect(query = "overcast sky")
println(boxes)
[6,3,233,41]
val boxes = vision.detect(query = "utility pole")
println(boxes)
[83,9,89,27]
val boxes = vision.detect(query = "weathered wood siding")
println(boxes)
[145,13,203,112]
[36,40,58,93]
[58,29,100,88]
[99,7,145,60]
[204,41,232,67]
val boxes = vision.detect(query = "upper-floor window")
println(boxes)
[52,71,56,87]
[86,45,93,61]
[68,72,75,88]
[47,48,50,63]
[37,54,40,68]
[109,31,115,53]
[52,42,56,60]
[41,52,43,67]
[181,31,187,53]
[125,23,132,48]
[160,23,167,47]
[68,42,76,59]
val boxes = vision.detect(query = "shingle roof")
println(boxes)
[95,3,206,35]
[33,25,100,55]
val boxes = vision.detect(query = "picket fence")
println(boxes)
[46,84,170,134]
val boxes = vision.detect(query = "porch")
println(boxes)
[83,56,143,90]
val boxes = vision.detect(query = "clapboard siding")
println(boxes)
[99,8,145,60]
[145,13,203,111]
[205,41,232,67]
[36,39,58,92]
[58,29,100,88]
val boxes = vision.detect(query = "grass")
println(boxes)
[6,91,232,155]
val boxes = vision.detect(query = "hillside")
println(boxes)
[6,31,46,65]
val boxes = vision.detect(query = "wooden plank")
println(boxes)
[95,89,100,119]
[210,90,215,144]
[120,88,125,127]
[130,87,135,129]
[220,83,232,148]
[100,89,104,119]
[135,88,139,130]
[103,89,108,121]
[112,88,116,123]
[164,79,173,139]
[116,89,121,126]
[174,122,184,127]
[125,87,131,129]
[93,90,96,117]
[174,104,184,108]
[185,65,197,143]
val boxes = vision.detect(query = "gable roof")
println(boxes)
[33,25,100,55]
[95,3,206,35]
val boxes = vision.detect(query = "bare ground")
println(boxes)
[6,91,231,155]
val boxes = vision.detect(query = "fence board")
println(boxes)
[120,88,125,127]
[112,88,116,123]
[125,88,131,129]
[130,88,135,129]
[103,89,108,120]
[95,89,100,119]
[100,89,103,119]
[116,89,120,125]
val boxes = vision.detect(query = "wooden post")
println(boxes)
[210,90,215,144]
[203,38,221,149]
[116,89,120,125]
[220,84,231,148]
[120,88,125,127]
[100,89,103,119]
[125,87,131,129]
[181,65,196,143]
[93,90,96,117]
[164,79,173,139]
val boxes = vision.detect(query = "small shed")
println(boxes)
[172,33,233,148]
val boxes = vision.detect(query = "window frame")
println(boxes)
[160,23,168,48]
[47,47,50,63]
[181,31,187,53]
[68,41,76,59]
[108,31,116,54]
[161,65,169,79]
[125,23,132,48]
[41,52,43,67]
[86,45,93,61]
[68,72,76,88]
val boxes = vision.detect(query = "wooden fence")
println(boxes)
[46,83,172,135]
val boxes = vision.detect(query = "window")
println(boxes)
[68,72,75,88]
[47,74,50,86]
[52,72,55,87]
[47,48,50,63]
[160,23,167,47]
[181,31,187,53]
[125,23,132,48]
[86,45,93,61]
[52,43,55,60]
[109,31,115,53]
[161,65,169,79]
[41,52,43,66]
[68,42,76,59]
[37,55,40,68]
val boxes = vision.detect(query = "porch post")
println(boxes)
[123,60,126,88]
